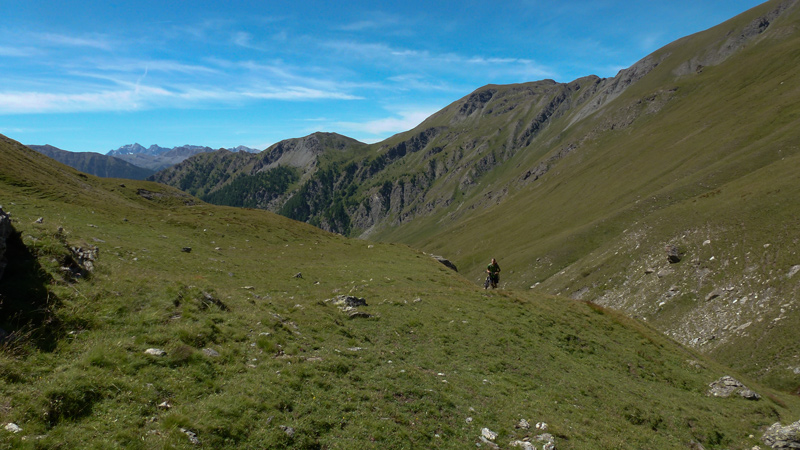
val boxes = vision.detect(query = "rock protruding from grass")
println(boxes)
[707,376,760,400]
[431,254,458,272]
[762,419,800,449]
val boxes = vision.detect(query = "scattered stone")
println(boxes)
[202,348,220,358]
[762,419,800,448]
[293,272,303,278]
[703,240,712,246]
[739,389,761,400]
[657,268,673,278]
[705,289,724,301]
[466,417,473,424]
[180,428,200,445]
[181,247,192,253]
[510,440,536,450]
[666,245,683,263]
[707,375,760,400]
[431,254,458,272]
[788,265,800,279]
[4,423,22,433]
[644,268,655,274]
[535,433,556,445]
[481,428,498,441]
[279,425,295,437]
[479,436,501,449]
[536,422,548,430]
[157,401,172,410]
[516,419,530,430]
[69,245,98,274]
[144,348,167,356]
[201,291,230,311]
[327,295,367,308]
[326,295,370,316]
[34,217,43,224]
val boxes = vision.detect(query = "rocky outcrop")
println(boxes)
[431,255,458,272]
[707,376,760,400]
[0,207,11,281]
[762,419,800,448]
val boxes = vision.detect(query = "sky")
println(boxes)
[0,0,766,153]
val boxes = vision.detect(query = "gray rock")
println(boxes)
[4,423,22,433]
[144,348,167,356]
[180,428,200,445]
[481,428,498,441]
[535,433,555,444]
[762,420,800,448]
[479,436,500,449]
[202,348,221,358]
[516,419,531,430]
[788,265,800,279]
[328,295,367,308]
[348,311,372,319]
[431,255,458,272]
[657,268,674,278]
[705,289,724,301]
[510,440,535,450]
[666,245,683,263]
[707,375,760,400]
[280,425,295,437]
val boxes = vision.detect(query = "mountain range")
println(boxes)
[151,0,800,391]
[26,143,261,179]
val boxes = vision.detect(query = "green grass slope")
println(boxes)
[367,0,800,390]
[2,135,799,449]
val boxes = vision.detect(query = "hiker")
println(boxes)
[485,258,501,289]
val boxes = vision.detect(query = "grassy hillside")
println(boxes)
[364,0,800,390]
[2,135,799,449]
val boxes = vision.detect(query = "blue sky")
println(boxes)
[1,0,765,153]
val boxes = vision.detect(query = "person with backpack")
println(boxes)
[485,258,501,289]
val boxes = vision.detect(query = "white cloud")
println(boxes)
[332,107,439,136]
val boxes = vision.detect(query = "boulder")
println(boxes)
[431,255,458,272]
[707,375,760,400]
[762,420,800,448]
[665,245,683,263]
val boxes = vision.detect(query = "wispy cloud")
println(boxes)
[0,81,361,115]
[35,32,113,50]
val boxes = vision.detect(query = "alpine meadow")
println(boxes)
[3,0,800,449]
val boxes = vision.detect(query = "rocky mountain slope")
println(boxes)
[149,132,367,211]
[108,143,258,171]
[4,131,800,448]
[28,144,155,180]
[149,0,800,392]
